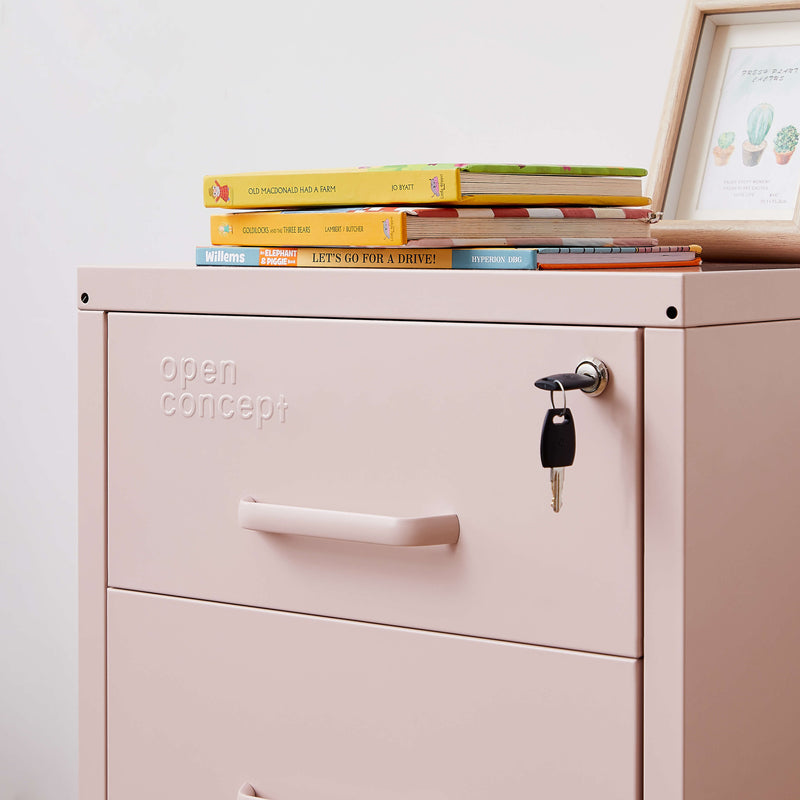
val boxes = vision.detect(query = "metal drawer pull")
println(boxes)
[239,498,459,547]
[238,784,262,800]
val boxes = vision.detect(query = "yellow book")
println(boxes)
[210,206,657,248]
[204,163,649,209]
[211,208,407,246]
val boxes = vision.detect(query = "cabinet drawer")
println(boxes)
[107,590,641,800]
[108,313,642,657]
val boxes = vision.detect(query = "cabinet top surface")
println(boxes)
[76,264,800,328]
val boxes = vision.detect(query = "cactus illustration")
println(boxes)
[713,131,736,165]
[718,131,735,149]
[743,103,774,166]
[774,124,799,164]
[747,103,774,145]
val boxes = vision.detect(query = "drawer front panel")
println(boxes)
[108,313,642,656]
[107,590,641,800]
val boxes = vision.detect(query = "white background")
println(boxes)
[0,1,685,797]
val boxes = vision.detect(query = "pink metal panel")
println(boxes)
[644,321,800,800]
[642,328,686,800]
[681,267,800,327]
[682,321,800,799]
[77,264,800,328]
[78,311,107,800]
[107,589,641,800]
[79,264,686,327]
[106,313,642,657]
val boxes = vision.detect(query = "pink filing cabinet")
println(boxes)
[78,265,800,800]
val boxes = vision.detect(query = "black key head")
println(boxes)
[540,407,576,468]
[534,373,596,392]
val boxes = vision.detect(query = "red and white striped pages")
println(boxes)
[395,206,658,247]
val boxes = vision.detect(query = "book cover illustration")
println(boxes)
[370,163,647,176]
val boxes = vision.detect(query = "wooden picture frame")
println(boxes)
[649,0,800,262]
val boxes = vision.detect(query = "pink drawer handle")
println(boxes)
[238,784,262,800]
[238,498,459,547]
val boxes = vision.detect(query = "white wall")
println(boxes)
[0,0,685,796]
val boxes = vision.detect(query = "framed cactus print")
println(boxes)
[650,1,800,261]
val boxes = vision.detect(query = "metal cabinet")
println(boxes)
[79,265,800,799]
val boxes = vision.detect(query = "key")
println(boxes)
[550,466,564,514]
[534,373,596,393]
[540,407,576,513]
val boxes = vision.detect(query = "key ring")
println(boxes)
[550,380,567,416]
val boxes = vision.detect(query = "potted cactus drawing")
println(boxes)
[742,103,774,166]
[713,131,735,165]
[774,124,799,164]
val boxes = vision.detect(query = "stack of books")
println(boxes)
[197,163,702,271]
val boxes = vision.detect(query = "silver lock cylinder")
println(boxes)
[574,358,609,396]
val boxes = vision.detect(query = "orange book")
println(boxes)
[210,206,657,248]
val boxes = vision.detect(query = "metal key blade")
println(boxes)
[550,467,564,513]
